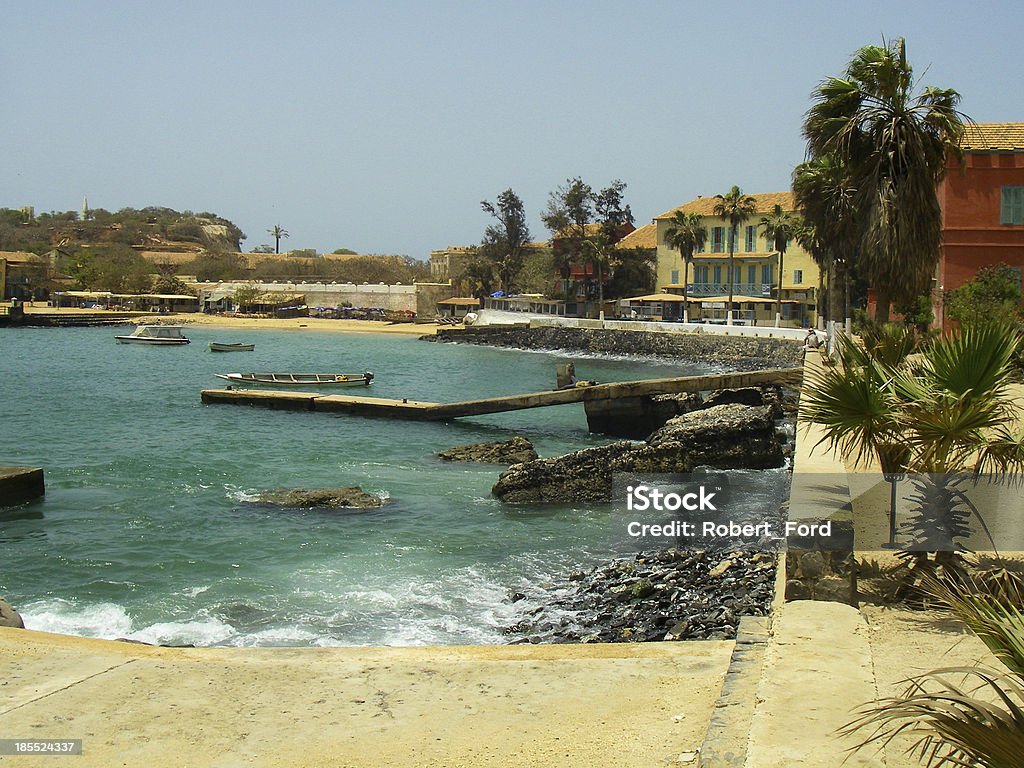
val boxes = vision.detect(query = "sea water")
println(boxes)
[0,324,785,646]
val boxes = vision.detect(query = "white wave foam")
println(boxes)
[127,618,235,647]
[21,599,134,638]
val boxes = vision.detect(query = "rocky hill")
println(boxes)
[0,206,245,254]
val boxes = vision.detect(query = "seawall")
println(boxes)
[425,324,803,369]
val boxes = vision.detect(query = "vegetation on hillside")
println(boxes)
[0,206,246,255]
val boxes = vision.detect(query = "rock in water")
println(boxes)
[492,404,783,503]
[253,487,385,509]
[0,598,25,629]
[437,437,538,465]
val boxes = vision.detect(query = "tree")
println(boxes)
[542,178,594,298]
[759,204,802,326]
[662,211,707,322]
[945,264,1024,327]
[590,180,634,311]
[480,189,532,293]
[231,284,265,313]
[793,155,861,323]
[803,37,968,322]
[152,261,189,295]
[712,186,757,324]
[268,224,289,254]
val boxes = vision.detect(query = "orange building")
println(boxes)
[936,122,1024,328]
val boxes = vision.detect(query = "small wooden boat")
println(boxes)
[209,342,255,352]
[115,325,190,345]
[214,372,374,387]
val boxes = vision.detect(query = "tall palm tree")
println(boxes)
[268,224,289,254]
[759,204,801,326]
[712,186,757,325]
[793,155,860,323]
[803,37,968,322]
[662,210,707,322]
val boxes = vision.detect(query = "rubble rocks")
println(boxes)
[504,547,779,643]
[251,487,385,509]
[437,437,538,465]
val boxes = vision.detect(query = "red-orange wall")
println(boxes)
[937,150,1024,328]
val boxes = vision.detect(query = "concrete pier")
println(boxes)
[0,466,44,505]
[200,368,803,429]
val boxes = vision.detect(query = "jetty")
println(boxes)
[201,368,803,434]
[0,466,44,504]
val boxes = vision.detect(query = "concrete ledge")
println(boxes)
[0,466,44,505]
[697,616,772,767]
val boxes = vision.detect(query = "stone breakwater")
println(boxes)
[425,324,803,369]
[505,547,779,643]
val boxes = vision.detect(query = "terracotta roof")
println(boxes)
[615,223,657,249]
[960,122,1024,151]
[654,192,796,220]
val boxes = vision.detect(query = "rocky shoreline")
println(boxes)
[425,324,803,370]
[410,323,803,645]
[505,545,780,644]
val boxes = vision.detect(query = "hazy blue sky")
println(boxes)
[4,1,1022,259]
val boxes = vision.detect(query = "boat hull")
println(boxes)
[115,336,190,345]
[214,373,373,387]
[209,343,255,352]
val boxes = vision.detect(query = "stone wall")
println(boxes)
[427,324,803,369]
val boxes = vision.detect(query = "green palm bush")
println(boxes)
[801,321,1024,569]
[843,572,1024,767]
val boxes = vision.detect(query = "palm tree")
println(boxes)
[759,204,801,326]
[712,186,757,325]
[662,211,707,322]
[793,155,860,324]
[803,37,968,322]
[801,321,1024,568]
[268,224,290,254]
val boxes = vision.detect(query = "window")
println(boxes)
[713,265,722,285]
[793,269,804,285]
[1002,187,1024,225]
[764,234,774,253]
[745,225,756,252]
[711,227,726,253]
[670,269,679,285]
[747,265,757,285]
[697,229,708,252]
[695,265,709,283]
[761,265,773,286]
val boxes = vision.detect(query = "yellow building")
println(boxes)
[652,192,819,326]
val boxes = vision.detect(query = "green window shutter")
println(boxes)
[1003,187,1024,225]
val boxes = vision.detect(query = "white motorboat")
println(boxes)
[114,325,191,345]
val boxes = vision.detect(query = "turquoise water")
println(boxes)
[0,324,779,646]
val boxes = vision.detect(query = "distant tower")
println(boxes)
[81,195,89,221]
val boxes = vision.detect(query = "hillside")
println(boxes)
[0,206,245,255]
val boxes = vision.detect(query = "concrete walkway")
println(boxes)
[0,629,732,768]
[703,349,1003,767]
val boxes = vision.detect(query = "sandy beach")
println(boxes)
[16,304,447,335]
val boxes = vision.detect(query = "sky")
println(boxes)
[4,0,1023,260]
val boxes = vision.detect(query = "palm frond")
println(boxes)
[843,667,1024,768]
